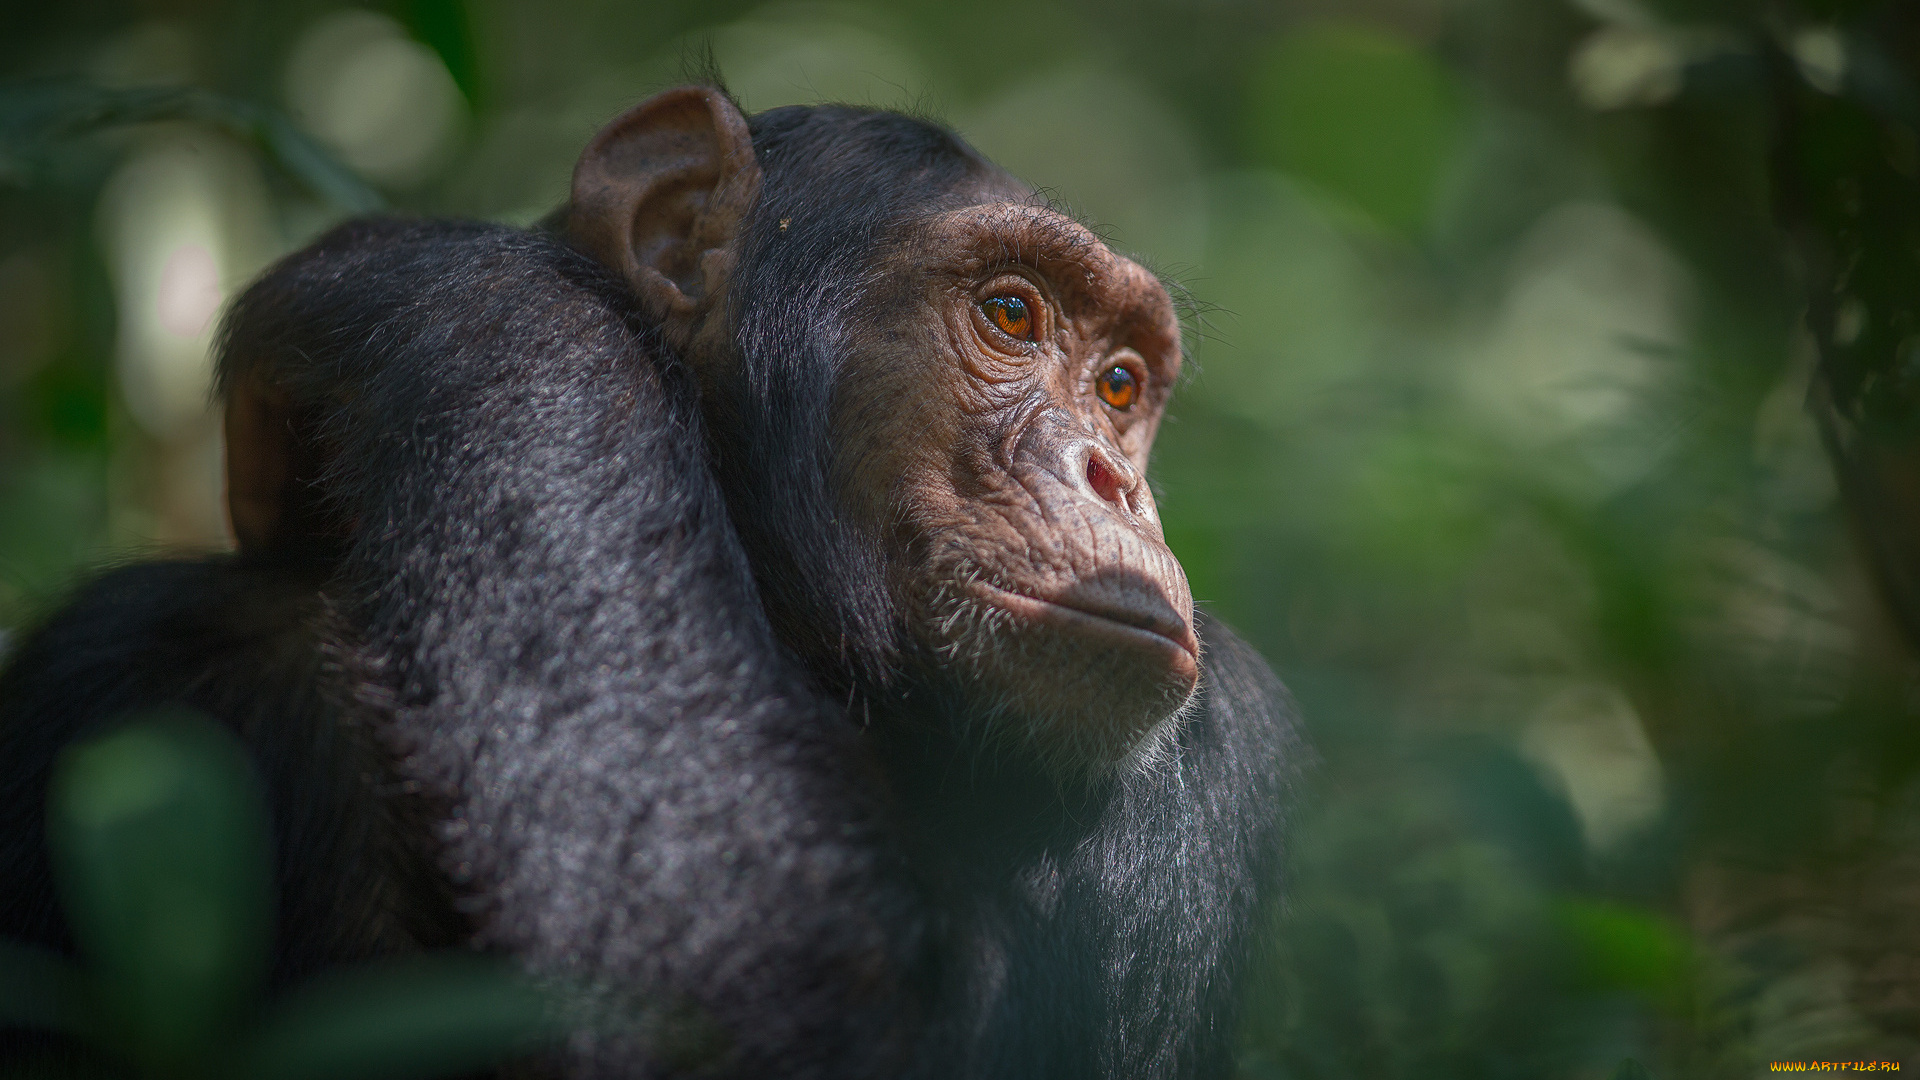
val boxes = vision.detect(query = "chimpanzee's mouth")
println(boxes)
[974,581,1200,668]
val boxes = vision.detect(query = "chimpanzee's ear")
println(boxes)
[225,372,291,554]
[570,86,762,343]
[224,371,337,559]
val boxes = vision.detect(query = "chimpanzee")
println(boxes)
[0,85,1300,1078]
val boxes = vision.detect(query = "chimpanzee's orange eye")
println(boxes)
[982,295,1033,341]
[1097,365,1139,410]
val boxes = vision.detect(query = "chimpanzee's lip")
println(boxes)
[975,581,1200,667]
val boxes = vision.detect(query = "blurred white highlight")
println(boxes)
[1569,25,1685,110]
[713,12,926,114]
[1791,27,1847,96]
[97,129,275,547]
[98,133,268,439]
[285,11,465,188]
[1465,200,1689,499]
[1520,682,1666,853]
[154,243,222,338]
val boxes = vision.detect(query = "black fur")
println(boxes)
[0,107,1300,1079]
[711,104,1000,689]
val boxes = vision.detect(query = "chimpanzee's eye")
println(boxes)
[982,295,1034,341]
[1097,365,1139,410]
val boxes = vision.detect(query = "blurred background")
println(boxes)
[4,0,1920,1076]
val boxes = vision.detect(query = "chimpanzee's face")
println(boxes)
[836,200,1197,772]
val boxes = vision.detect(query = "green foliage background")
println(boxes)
[5,0,1920,1076]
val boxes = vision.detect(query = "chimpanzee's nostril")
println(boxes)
[1086,453,1127,507]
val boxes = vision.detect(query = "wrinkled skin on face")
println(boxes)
[834,201,1199,771]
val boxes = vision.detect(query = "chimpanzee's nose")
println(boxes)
[1015,408,1155,523]
[1080,441,1146,516]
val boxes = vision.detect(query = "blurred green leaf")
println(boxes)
[1553,898,1692,1009]
[46,710,273,1074]
[0,79,383,212]
[399,0,483,109]
[234,954,561,1080]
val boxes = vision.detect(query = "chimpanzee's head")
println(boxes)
[570,87,1197,774]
